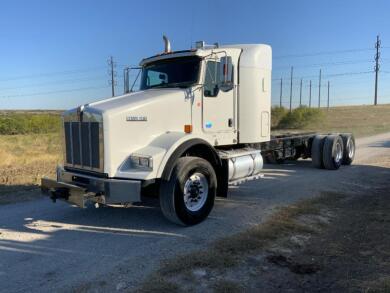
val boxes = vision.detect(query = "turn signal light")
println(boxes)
[184,124,192,133]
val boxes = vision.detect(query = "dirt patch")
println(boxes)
[137,183,390,293]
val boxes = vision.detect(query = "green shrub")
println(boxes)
[277,106,324,129]
[0,113,61,135]
[271,106,288,128]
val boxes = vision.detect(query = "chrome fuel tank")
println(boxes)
[219,148,263,181]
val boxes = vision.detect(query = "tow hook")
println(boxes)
[49,188,70,203]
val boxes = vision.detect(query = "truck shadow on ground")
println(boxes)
[0,185,41,204]
[0,162,389,262]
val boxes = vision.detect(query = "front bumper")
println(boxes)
[41,167,141,208]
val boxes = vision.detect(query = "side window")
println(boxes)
[204,61,220,97]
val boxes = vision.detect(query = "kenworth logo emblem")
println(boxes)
[126,116,147,122]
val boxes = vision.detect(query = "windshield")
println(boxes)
[140,56,201,90]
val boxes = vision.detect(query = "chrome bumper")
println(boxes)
[41,167,141,208]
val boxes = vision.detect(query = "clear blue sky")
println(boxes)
[1,0,390,109]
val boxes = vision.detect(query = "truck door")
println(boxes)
[202,52,239,143]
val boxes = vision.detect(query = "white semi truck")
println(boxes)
[41,38,356,226]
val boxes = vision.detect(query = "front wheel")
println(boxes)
[159,157,217,226]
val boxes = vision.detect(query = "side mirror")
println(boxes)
[159,73,167,83]
[218,56,234,92]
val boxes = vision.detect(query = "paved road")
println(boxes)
[1,132,390,292]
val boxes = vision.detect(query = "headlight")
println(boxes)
[130,155,153,170]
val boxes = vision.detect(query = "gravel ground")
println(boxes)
[0,132,389,293]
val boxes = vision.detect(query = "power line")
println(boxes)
[0,67,106,82]
[273,70,373,81]
[0,76,107,91]
[273,59,373,70]
[0,85,109,99]
[274,47,374,59]
[325,70,373,78]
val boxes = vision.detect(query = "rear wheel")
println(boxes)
[159,157,217,226]
[340,134,355,165]
[311,135,326,168]
[322,135,344,170]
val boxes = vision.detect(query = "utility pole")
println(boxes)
[299,78,303,107]
[309,80,312,108]
[289,66,293,112]
[318,69,322,108]
[374,35,381,105]
[108,56,116,97]
[327,81,330,110]
[279,78,283,107]
[123,67,129,94]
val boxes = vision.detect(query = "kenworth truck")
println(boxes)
[41,38,356,226]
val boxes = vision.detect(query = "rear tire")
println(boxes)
[322,135,344,170]
[159,157,217,226]
[311,135,326,168]
[340,134,355,165]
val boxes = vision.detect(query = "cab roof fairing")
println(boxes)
[138,44,272,70]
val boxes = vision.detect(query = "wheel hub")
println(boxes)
[335,142,343,163]
[183,173,209,212]
[347,139,355,158]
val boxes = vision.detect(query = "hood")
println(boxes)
[85,88,192,176]
[84,88,189,115]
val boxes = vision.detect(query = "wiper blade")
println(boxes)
[148,82,193,89]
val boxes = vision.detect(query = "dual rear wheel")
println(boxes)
[311,134,355,170]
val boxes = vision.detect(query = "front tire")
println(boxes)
[159,157,217,226]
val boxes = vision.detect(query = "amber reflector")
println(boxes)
[184,124,192,133]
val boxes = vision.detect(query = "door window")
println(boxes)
[203,61,220,97]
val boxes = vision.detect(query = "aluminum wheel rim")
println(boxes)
[335,142,343,163]
[183,172,209,212]
[347,139,355,158]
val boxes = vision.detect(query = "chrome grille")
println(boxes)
[64,121,103,171]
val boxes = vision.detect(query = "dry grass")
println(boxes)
[136,277,180,293]
[212,280,245,293]
[0,133,61,168]
[364,277,390,293]
[274,104,390,137]
[306,104,390,137]
[139,192,344,291]
[0,133,61,200]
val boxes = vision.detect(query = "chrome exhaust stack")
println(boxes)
[163,35,171,53]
